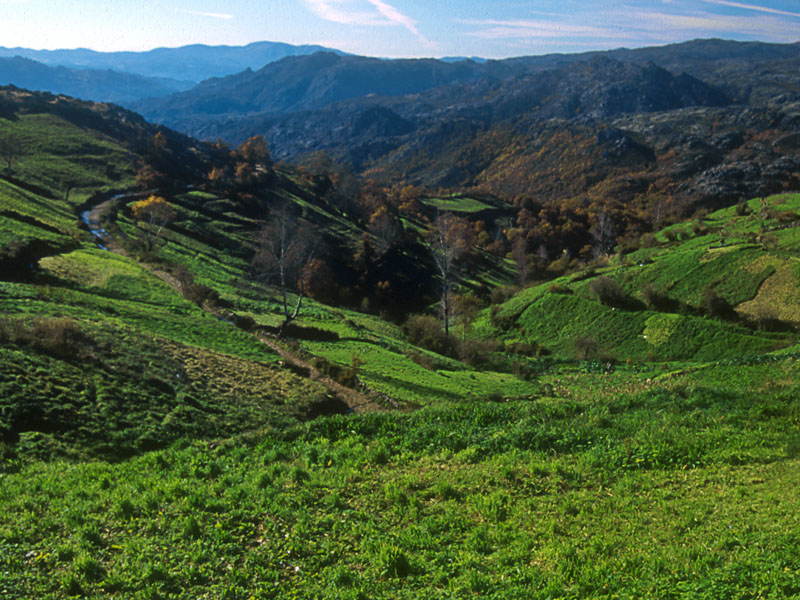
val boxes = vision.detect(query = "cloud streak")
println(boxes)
[303,0,391,27]
[699,0,800,19]
[175,9,234,20]
[304,0,433,46]
[462,18,621,40]
[366,0,432,45]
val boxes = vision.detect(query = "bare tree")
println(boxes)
[592,207,617,256]
[0,134,23,174]
[368,205,401,256]
[427,212,472,336]
[252,202,318,335]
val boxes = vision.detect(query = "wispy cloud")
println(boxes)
[462,18,622,41]
[631,10,800,39]
[304,0,434,46]
[366,0,433,46]
[699,0,800,19]
[303,0,390,27]
[175,9,234,20]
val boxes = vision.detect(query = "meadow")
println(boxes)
[2,94,800,598]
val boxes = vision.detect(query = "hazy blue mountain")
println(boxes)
[0,41,347,84]
[135,51,522,119]
[0,56,192,103]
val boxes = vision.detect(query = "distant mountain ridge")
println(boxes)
[134,52,522,118]
[0,40,347,84]
[0,56,191,104]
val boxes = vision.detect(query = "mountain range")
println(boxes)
[0,41,345,84]
[2,38,800,217]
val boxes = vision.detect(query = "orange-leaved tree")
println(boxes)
[131,195,176,252]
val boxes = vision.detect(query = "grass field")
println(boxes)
[3,93,800,598]
[2,358,799,598]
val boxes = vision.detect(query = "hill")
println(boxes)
[2,87,800,599]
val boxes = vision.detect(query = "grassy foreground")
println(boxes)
[2,357,799,599]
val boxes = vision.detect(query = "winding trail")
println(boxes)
[77,190,387,415]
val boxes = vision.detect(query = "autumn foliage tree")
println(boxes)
[131,195,176,252]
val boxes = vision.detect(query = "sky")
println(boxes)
[0,0,798,58]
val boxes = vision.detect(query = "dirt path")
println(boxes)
[79,190,389,415]
[257,335,385,414]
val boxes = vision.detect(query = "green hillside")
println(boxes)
[2,89,800,599]
[477,193,800,362]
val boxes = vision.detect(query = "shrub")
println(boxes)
[489,285,518,305]
[504,341,549,357]
[642,283,675,311]
[511,359,535,381]
[589,276,626,307]
[2,316,86,359]
[702,286,735,319]
[404,314,458,357]
[575,336,599,360]
[663,229,679,243]
[547,283,572,294]
[639,233,659,248]
[175,267,221,308]
[489,305,519,330]
[735,201,750,216]
[458,338,498,369]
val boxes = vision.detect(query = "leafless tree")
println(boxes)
[592,207,617,256]
[252,202,318,335]
[368,206,401,256]
[0,134,23,174]
[427,212,472,335]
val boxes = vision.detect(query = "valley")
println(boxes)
[1,37,800,599]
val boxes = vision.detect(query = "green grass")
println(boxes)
[1,112,135,203]
[422,195,496,213]
[2,359,799,598]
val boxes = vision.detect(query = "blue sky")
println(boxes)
[0,0,798,58]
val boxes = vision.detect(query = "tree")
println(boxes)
[591,207,617,256]
[427,212,472,335]
[252,203,318,335]
[0,134,23,173]
[235,135,270,165]
[131,195,176,252]
[368,205,401,256]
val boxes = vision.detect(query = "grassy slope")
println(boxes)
[3,94,800,598]
[476,193,800,361]
[0,104,333,460]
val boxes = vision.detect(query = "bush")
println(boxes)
[489,285,518,305]
[1,316,86,359]
[489,305,518,330]
[503,341,549,357]
[589,276,626,307]
[547,283,572,295]
[642,283,675,311]
[702,286,735,320]
[511,359,535,381]
[404,314,458,357]
[458,338,498,369]
[575,336,599,360]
